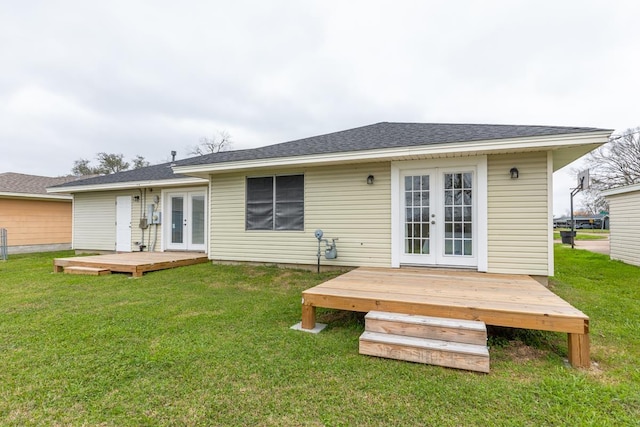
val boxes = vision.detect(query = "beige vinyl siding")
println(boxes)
[487,152,550,275]
[149,212,162,252]
[607,191,640,266]
[74,192,122,251]
[210,162,391,267]
[74,190,154,251]
[133,191,163,252]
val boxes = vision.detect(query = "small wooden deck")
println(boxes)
[301,267,590,368]
[54,252,209,277]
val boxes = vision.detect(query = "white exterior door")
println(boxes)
[393,158,487,269]
[400,170,436,265]
[165,190,206,251]
[115,196,132,252]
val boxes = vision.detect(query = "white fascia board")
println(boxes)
[46,177,208,194]
[601,183,640,197]
[174,131,612,176]
[0,192,72,201]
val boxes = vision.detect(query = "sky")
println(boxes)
[1,1,639,215]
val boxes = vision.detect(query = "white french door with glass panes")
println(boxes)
[164,190,206,251]
[398,167,478,268]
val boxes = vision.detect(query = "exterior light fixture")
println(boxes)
[133,195,141,201]
[367,175,375,185]
[510,168,519,179]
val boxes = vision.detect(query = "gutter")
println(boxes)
[47,177,208,194]
[0,192,72,201]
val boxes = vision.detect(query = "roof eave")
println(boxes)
[174,131,612,177]
[46,177,208,194]
[601,183,640,197]
[0,192,73,201]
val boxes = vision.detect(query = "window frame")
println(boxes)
[245,174,305,231]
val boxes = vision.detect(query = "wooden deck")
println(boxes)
[53,252,209,277]
[301,267,590,368]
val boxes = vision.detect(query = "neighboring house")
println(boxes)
[49,122,612,277]
[0,172,78,253]
[602,183,640,267]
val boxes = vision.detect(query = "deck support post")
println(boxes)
[567,333,590,368]
[301,304,316,330]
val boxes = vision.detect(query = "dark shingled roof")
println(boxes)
[51,122,610,189]
[50,161,195,189]
[0,172,80,195]
[180,122,609,167]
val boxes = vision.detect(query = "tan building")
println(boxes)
[49,122,612,278]
[0,173,78,254]
[602,183,640,267]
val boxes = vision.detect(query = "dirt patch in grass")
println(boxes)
[501,340,549,363]
[317,309,365,328]
[585,360,606,379]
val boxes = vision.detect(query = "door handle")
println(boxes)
[431,221,436,225]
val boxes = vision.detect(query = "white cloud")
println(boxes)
[0,0,638,186]
[5,85,99,121]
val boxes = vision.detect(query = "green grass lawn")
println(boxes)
[554,229,609,240]
[1,249,638,426]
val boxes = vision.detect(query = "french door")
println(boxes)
[165,190,206,251]
[399,168,477,267]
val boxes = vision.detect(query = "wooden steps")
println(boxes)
[363,311,488,345]
[63,266,111,276]
[359,311,490,373]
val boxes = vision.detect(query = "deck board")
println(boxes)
[307,287,582,316]
[54,252,209,276]
[302,267,588,334]
[302,267,591,367]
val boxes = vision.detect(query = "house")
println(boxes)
[601,183,640,266]
[0,172,78,253]
[49,122,612,278]
[48,161,209,253]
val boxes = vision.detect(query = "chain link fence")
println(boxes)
[0,228,7,261]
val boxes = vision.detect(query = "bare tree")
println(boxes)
[579,191,606,216]
[188,130,233,156]
[580,127,640,213]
